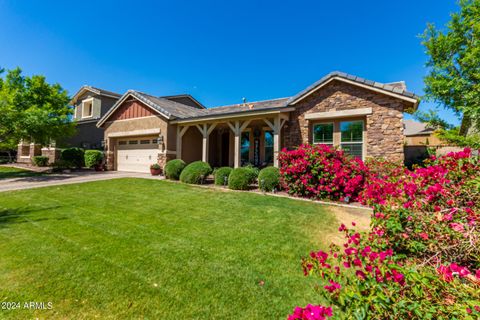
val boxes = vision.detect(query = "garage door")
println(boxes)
[116,137,159,173]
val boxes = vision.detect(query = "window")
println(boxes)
[82,99,93,118]
[313,123,334,144]
[140,140,151,144]
[241,131,250,165]
[264,130,273,164]
[340,120,363,159]
[118,141,127,145]
[128,140,138,145]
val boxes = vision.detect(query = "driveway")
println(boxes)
[0,171,163,192]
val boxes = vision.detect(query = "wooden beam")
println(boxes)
[207,123,217,135]
[240,119,251,132]
[263,118,275,131]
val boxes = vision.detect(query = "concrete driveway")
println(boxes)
[0,170,163,192]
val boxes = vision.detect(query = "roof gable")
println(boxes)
[287,72,420,110]
[70,85,121,104]
[97,90,208,127]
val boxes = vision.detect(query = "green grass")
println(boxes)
[0,178,338,319]
[0,166,44,179]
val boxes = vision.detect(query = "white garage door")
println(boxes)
[116,137,159,173]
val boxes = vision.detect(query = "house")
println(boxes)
[403,119,443,146]
[96,72,420,173]
[16,86,121,163]
[65,86,122,149]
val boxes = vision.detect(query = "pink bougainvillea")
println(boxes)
[278,144,367,202]
[288,304,333,320]
[287,148,480,318]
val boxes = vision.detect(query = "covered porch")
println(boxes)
[174,112,290,168]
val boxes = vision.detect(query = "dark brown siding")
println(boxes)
[110,100,156,121]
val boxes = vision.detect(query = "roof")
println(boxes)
[287,71,420,108]
[403,119,435,136]
[97,90,208,126]
[160,94,206,109]
[70,85,121,104]
[97,71,421,126]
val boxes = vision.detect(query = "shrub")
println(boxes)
[51,159,75,172]
[243,164,259,183]
[84,150,103,168]
[61,148,84,168]
[179,161,212,184]
[258,166,280,191]
[279,144,367,202]
[228,167,252,190]
[290,149,480,319]
[164,159,186,180]
[214,167,233,186]
[32,156,49,166]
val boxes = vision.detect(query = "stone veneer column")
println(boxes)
[41,147,61,164]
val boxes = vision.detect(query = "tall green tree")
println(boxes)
[0,67,74,150]
[421,0,480,136]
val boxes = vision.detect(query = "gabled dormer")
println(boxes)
[70,86,121,122]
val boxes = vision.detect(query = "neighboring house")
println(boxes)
[97,71,420,173]
[403,119,443,146]
[17,85,121,163]
[64,86,122,149]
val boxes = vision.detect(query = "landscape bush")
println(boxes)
[258,166,280,192]
[32,155,49,167]
[289,149,480,319]
[179,161,212,184]
[228,167,252,190]
[279,144,367,202]
[214,167,233,186]
[61,147,84,168]
[243,164,259,183]
[164,159,186,180]
[84,150,103,168]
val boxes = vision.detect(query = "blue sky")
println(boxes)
[0,0,461,125]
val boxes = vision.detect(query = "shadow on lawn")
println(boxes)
[0,170,45,180]
[0,205,67,228]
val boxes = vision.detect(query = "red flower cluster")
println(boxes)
[288,304,333,320]
[437,263,471,282]
[279,144,367,202]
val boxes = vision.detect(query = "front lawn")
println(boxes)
[0,166,44,180]
[0,178,342,319]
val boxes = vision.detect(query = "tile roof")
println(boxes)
[129,91,208,119]
[287,71,420,104]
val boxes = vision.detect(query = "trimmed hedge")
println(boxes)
[61,148,84,168]
[164,159,186,180]
[180,161,213,184]
[243,164,259,183]
[84,150,104,168]
[214,167,233,186]
[228,167,252,190]
[258,166,280,192]
[32,156,49,167]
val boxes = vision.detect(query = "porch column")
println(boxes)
[176,125,189,160]
[196,123,217,163]
[263,115,287,167]
[227,120,251,168]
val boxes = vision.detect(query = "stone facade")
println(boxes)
[284,80,407,162]
[41,147,61,164]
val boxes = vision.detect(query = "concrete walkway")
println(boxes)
[0,171,163,192]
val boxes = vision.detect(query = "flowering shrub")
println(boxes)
[287,304,333,320]
[360,149,480,268]
[279,144,367,202]
[289,149,480,319]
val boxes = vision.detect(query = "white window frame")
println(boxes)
[312,122,334,145]
[81,98,94,119]
[339,120,364,159]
